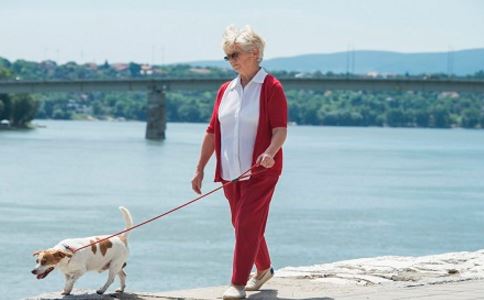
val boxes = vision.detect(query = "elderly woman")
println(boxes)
[192,25,287,299]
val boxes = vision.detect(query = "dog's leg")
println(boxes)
[97,268,118,294]
[62,272,82,295]
[62,274,73,296]
[115,269,127,293]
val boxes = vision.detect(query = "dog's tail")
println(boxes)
[119,206,134,237]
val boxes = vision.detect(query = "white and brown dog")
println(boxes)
[31,206,133,295]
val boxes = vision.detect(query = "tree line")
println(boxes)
[0,67,38,128]
[1,57,483,129]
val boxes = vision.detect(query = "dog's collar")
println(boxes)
[62,243,77,253]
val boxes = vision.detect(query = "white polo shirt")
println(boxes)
[218,68,268,181]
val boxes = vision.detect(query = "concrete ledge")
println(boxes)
[26,278,484,300]
[27,249,484,300]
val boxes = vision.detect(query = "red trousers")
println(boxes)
[222,174,279,286]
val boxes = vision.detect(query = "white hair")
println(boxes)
[222,25,266,63]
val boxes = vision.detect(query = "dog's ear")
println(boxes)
[32,250,42,257]
[53,250,72,259]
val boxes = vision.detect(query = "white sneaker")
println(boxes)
[245,267,274,291]
[223,285,246,299]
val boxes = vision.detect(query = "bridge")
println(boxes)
[1,77,483,139]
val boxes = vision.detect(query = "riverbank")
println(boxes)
[27,249,484,300]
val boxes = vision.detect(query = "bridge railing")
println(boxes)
[1,77,484,94]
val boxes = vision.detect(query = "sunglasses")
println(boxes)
[224,52,241,61]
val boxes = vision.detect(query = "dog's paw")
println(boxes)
[61,291,71,296]
[115,289,125,293]
[96,289,105,295]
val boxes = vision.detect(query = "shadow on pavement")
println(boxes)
[248,289,334,300]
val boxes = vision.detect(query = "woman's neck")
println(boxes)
[239,66,261,87]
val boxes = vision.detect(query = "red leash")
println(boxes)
[69,165,266,254]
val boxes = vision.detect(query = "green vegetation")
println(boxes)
[0,64,38,128]
[1,57,483,129]
[286,90,484,128]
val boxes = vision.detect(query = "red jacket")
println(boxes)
[207,74,288,182]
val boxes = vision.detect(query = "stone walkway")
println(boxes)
[27,278,484,300]
[27,250,484,300]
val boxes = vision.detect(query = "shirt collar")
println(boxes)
[228,77,240,90]
[252,67,268,84]
[229,68,267,90]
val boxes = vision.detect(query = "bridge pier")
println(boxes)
[145,88,166,140]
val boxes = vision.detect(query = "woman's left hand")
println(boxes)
[256,153,275,168]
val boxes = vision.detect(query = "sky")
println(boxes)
[1,0,483,65]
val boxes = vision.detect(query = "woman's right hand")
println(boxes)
[191,170,204,194]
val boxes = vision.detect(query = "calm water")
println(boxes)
[1,120,484,299]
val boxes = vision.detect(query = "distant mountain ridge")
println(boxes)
[187,48,484,76]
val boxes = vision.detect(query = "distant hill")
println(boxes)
[186,48,484,76]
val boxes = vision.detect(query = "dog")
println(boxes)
[31,206,134,295]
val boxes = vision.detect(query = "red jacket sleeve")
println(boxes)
[207,83,229,134]
[268,82,288,129]
[206,105,216,134]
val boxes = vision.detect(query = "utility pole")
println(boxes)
[447,46,454,77]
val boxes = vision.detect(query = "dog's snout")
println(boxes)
[31,269,37,275]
